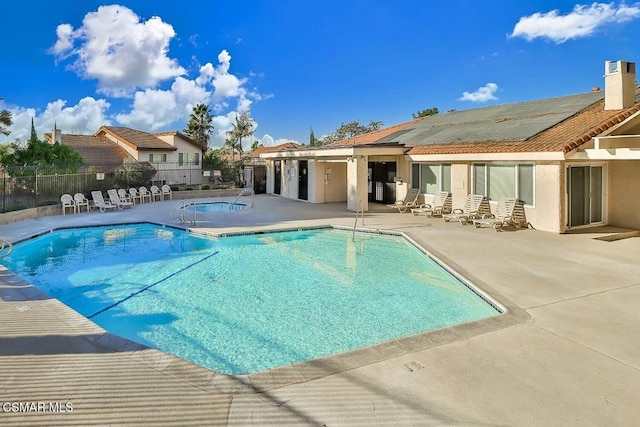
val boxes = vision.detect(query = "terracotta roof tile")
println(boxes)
[44,133,132,166]
[98,126,176,150]
[251,142,303,156]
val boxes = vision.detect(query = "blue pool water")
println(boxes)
[183,201,246,212]
[3,224,499,374]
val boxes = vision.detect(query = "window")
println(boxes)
[179,153,200,166]
[149,153,167,163]
[411,163,452,194]
[472,164,534,205]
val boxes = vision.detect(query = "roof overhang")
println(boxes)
[567,134,640,160]
[408,151,565,162]
[260,145,406,159]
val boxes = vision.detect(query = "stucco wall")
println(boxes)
[607,160,640,228]
[322,162,348,203]
[450,163,470,210]
[525,162,562,233]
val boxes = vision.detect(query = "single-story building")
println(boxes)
[259,60,640,233]
[45,126,206,186]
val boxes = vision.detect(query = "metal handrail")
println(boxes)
[352,199,365,241]
[0,239,13,258]
[169,200,196,225]
[232,187,255,207]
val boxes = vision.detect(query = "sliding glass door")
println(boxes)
[567,165,603,228]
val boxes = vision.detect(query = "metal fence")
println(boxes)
[0,161,217,213]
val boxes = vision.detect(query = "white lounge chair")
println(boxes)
[411,191,451,217]
[118,188,132,204]
[386,188,420,213]
[91,191,116,213]
[161,184,172,200]
[443,194,486,224]
[107,189,133,209]
[150,185,163,202]
[61,194,75,215]
[129,187,142,204]
[139,186,152,203]
[472,197,518,231]
[73,193,91,213]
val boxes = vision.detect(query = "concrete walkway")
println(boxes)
[0,194,638,426]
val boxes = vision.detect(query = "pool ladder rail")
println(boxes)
[0,238,13,258]
[169,200,197,225]
[352,199,365,242]
[233,187,255,208]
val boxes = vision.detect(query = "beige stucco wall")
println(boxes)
[321,162,348,203]
[346,157,368,211]
[607,160,640,228]
[524,162,563,233]
[450,163,470,210]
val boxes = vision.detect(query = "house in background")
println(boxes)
[260,60,640,233]
[45,126,206,187]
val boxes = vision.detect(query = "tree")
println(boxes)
[5,139,83,170]
[184,103,214,147]
[29,118,38,144]
[251,140,262,151]
[412,107,439,119]
[114,159,157,187]
[226,111,255,160]
[322,120,384,144]
[0,107,12,136]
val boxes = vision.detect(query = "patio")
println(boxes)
[0,194,638,425]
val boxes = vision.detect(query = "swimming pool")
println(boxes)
[183,201,246,212]
[3,223,500,374]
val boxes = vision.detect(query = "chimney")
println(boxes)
[604,60,636,110]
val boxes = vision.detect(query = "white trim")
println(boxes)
[408,152,564,162]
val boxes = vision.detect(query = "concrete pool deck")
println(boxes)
[0,194,639,425]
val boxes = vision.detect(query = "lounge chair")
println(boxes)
[442,194,485,224]
[73,193,91,213]
[91,191,116,212]
[139,186,152,203]
[150,185,163,201]
[472,197,518,231]
[129,187,142,204]
[118,188,132,204]
[161,184,172,200]
[61,194,76,215]
[386,188,420,213]
[107,189,133,209]
[411,191,451,217]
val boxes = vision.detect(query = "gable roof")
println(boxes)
[96,126,177,151]
[43,133,132,165]
[251,142,303,156]
[153,130,207,150]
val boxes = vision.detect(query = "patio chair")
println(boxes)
[118,188,132,204]
[61,194,76,215]
[386,188,420,213]
[442,194,485,224]
[161,184,173,200]
[73,193,91,213]
[139,186,152,203]
[411,191,451,217]
[91,191,116,213]
[150,185,163,202]
[472,197,518,231]
[129,187,142,204]
[107,189,133,209]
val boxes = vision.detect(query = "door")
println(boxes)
[254,166,267,194]
[568,165,603,227]
[298,160,308,200]
[274,161,281,195]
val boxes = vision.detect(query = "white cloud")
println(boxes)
[458,83,499,102]
[50,5,185,96]
[4,97,111,143]
[511,2,640,43]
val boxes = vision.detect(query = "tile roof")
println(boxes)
[43,133,132,166]
[98,126,176,150]
[407,98,640,155]
[153,130,206,150]
[251,142,303,156]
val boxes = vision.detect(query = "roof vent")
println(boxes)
[604,60,636,110]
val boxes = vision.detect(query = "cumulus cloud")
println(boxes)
[510,2,640,43]
[458,83,499,102]
[50,5,185,96]
[5,97,111,143]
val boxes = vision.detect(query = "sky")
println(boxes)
[2,1,640,150]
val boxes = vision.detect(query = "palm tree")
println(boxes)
[226,111,255,160]
[183,103,213,147]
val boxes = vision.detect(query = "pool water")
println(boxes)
[3,224,499,374]
[183,201,246,212]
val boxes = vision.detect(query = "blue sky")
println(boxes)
[2,1,640,150]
